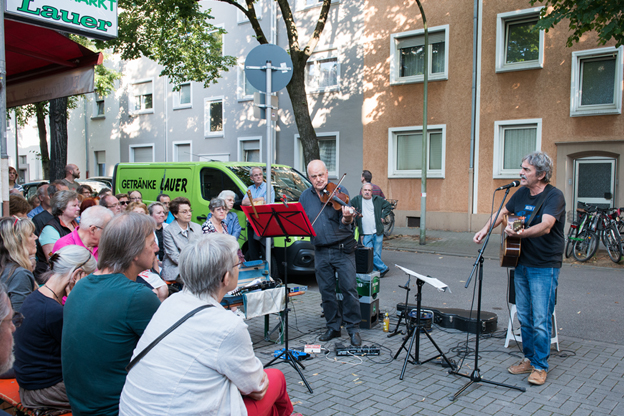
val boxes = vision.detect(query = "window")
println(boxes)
[209,26,224,57]
[294,133,338,178]
[390,25,449,85]
[388,125,445,178]
[204,97,224,137]
[238,62,260,101]
[95,151,106,176]
[173,142,192,162]
[237,0,262,23]
[297,0,338,11]
[200,167,241,202]
[493,119,542,178]
[130,145,155,163]
[238,137,262,162]
[93,93,105,117]
[570,46,623,117]
[173,83,192,109]
[306,56,339,92]
[496,8,544,72]
[19,155,27,165]
[130,79,154,115]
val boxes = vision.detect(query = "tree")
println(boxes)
[530,0,624,47]
[215,0,332,166]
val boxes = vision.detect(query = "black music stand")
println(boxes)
[392,265,456,380]
[449,187,525,400]
[242,202,316,394]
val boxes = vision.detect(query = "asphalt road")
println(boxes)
[291,249,624,345]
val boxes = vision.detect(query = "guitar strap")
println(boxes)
[525,184,553,227]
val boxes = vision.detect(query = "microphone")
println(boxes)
[496,181,520,191]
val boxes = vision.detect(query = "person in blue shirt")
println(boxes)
[241,167,274,261]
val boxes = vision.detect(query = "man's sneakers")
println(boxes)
[508,358,548,385]
[528,369,547,385]
[508,357,533,374]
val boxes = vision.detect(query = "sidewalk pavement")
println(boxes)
[245,227,624,415]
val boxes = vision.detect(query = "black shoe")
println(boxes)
[350,332,362,347]
[319,329,342,341]
[380,269,389,278]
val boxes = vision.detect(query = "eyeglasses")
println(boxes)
[233,260,244,269]
[214,207,227,212]
[179,210,193,214]
[119,201,129,206]
[2,312,23,328]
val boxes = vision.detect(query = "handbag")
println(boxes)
[126,304,213,372]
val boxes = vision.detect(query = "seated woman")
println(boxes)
[39,191,80,258]
[202,190,242,239]
[161,197,201,282]
[13,245,96,411]
[119,233,297,416]
[202,198,245,263]
[0,216,38,313]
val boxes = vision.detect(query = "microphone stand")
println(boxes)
[449,187,525,400]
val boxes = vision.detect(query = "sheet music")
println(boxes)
[395,265,451,293]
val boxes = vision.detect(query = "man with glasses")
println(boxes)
[100,195,121,215]
[129,190,143,203]
[53,206,114,261]
[241,167,275,261]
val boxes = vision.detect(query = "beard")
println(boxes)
[0,351,14,375]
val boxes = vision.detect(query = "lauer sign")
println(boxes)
[5,0,118,40]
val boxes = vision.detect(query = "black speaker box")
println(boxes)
[355,246,373,274]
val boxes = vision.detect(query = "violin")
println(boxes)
[320,182,362,218]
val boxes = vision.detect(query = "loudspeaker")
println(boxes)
[355,246,373,274]
[360,298,379,329]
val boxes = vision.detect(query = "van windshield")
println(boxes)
[228,166,311,201]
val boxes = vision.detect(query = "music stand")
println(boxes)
[392,265,456,380]
[449,187,525,400]
[242,202,316,394]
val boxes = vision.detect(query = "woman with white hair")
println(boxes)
[13,245,96,411]
[0,217,38,313]
[219,190,242,239]
[119,233,297,416]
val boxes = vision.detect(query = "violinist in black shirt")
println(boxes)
[298,160,362,347]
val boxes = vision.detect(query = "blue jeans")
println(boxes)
[362,234,388,273]
[514,264,559,371]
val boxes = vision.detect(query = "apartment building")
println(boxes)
[363,0,624,231]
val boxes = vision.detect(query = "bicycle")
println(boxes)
[565,203,593,259]
[594,207,623,263]
[572,204,599,262]
[382,199,398,237]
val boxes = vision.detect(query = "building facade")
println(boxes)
[363,0,624,231]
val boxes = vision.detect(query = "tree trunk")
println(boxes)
[287,51,320,169]
[48,98,68,182]
[35,103,50,180]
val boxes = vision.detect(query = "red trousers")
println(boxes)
[243,369,293,416]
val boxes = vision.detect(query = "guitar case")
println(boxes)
[397,303,498,334]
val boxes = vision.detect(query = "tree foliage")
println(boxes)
[95,0,236,89]
[530,0,624,47]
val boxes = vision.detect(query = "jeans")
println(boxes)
[514,264,559,371]
[314,246,361,334]
[362,234,388,273]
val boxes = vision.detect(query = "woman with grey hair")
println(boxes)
[119,233,296,416]
[202,198,244,263]
[13,245,96,411]
[39,190,81,258]
[218,190,242,239]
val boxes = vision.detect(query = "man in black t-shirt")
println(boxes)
[474,151,565,386]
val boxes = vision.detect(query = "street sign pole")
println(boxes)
[265,61,273,266]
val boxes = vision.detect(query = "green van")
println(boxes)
[112,162,315,277]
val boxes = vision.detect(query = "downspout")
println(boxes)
[164,76,168,162]
[1,5,9,215]
[84,97,89,177]
[470,0,483,228]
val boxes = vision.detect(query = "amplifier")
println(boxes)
[355,246,373,273]
[335,343,380,356]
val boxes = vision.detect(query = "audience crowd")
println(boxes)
[0,165,299,415]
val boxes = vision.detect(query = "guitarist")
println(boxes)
[473,151,565,386]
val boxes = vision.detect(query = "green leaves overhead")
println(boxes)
[531,0,624,47]
[95,0,236,88]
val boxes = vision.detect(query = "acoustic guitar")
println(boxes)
[500,214,524,267]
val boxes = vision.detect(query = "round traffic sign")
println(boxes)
[245,44,293,92]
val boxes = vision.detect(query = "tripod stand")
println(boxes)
[243,203,315,394]
[388,274,412,338]
[449,187,525,400]
[392,266,455,380]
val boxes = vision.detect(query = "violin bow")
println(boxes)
[311,173,347,227]
[247,190,259,219]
